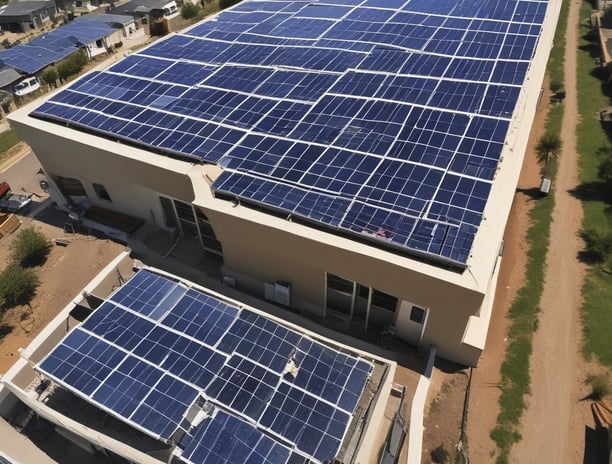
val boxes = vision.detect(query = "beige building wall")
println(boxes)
[10,118,195,229]
[201,205,484,365]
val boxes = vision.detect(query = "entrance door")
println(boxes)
[396,300,428,345]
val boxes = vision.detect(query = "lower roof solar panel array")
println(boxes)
[31,0,549,267]
[37,269,374,463]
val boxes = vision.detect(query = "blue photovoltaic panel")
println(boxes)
[204,355,280,421]
[108,270,184,319]
[31,0,550,267]
[177,410,294,464]
[259,381,351,462]
[38,327,200,440]
[37,269,373,462]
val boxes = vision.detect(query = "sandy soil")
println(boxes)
[0,207,124,373]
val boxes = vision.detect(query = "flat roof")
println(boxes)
[36,267,380,463]
[26,0,550,269]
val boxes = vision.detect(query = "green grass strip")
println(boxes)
[489,1,569,462]
[0,130,21,163]
[576,3,612,368]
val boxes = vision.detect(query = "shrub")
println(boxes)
[41,68,58,87]
[431,443,450,463]
[11,227,52,267]
[581,228,612,262]
[57,51,88,81]
[181,2,200,19]
[0,323,12,341]
[585,373,610,401]
[0,264,39,309]
[598,154,612,186]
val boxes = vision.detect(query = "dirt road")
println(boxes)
[511,1,594,462]
[467,1,601,462]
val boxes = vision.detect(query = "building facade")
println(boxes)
[9,0,562,366]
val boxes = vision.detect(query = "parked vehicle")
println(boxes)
[0,182,32,213]
[13,76,40,97]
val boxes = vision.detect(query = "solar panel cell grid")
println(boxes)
[37,270,374,461]
[32,0,548,267]
[178,411,293,464]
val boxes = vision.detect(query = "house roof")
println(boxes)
[0,1,54,17]
[0,15,120,74]
[109,0,174,15]
[0,66,21,88]
[81,13,135,27]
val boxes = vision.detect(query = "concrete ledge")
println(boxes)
[407,345,437,464]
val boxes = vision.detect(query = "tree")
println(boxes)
[57,51,88,82]
[10,227,52,267]
[598,153,612,186]
[181,2,200,19]
[0,264,39,309]
[535,132,562,176]
[42,68,59,87]
[581,228,612,262]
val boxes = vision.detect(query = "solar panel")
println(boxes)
[0,16,120,74]
[37,269,373,461]
[31,0,549,267]
[176,410,295,464]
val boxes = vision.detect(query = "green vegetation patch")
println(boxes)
[0,130,21,163]
[576,1,612,368]
[0,264,39,310]
[11,227,52,268]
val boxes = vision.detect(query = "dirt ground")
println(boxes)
[0,206,124,373]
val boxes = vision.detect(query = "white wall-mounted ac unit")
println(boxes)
[275,281,291,306]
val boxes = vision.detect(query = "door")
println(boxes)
[396,300,428,345]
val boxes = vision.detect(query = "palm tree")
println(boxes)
[535,132,562,176]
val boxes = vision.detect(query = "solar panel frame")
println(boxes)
[30,0,549,268]
[36,269,374,461]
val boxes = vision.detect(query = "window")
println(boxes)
[159,197,178,229]
[54,176,87,197]
[92,183,111,202]
[326,273,353,316]
[195,208,223,256]
[410,306,426,324]
[327,273,354,294]
[371,289,398,312]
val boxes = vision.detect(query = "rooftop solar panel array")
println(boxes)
[31,0,549,266]
[37,269,373,463]
[0,16,120,74]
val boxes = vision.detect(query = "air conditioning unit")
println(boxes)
[275,281,291,306]
[264,281,291,306]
